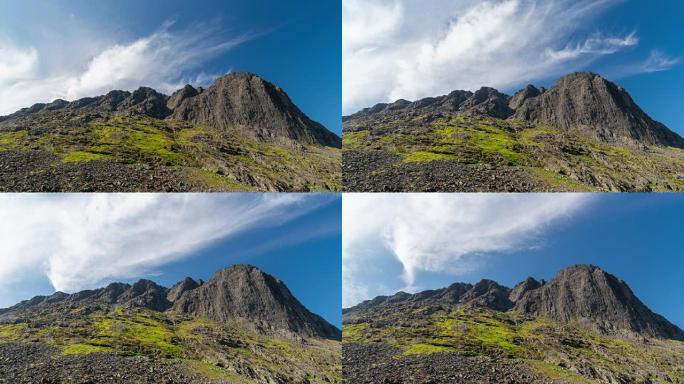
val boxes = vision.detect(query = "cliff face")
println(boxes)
[513,72,684,148]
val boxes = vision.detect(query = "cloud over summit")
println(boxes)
[0,194,328,306]
[342,193,591,307]
[0,22,253,115]
[342,0,676,114]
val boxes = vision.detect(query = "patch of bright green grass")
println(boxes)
[0,323,27,341]
[62,151,112,162]
[343,323,369,342]
[63,343,112,355]
[0,130,27,150]
[404,343,456,355]
[342,130,369,150]
[91,310,183,358]
[527,168,595,191]
[528,360,595,384]
[404,151,456,163]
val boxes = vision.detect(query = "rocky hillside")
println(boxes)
[0,265,341,383]
[343,72,684,192]
[0,72,340,192]
[342,265,684,383]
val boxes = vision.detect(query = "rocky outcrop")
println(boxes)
[117,87,170,118]
[458,87,513,119]
[166,84,200,110]
[514,264,684,340]
[508,277,541,303]
[166,277,201,303]
[170,72,341,147]
[459,279,513,311]
[116,279,171,311]
[172,265,341,340]
[508,84,541,110]
[514,72,684,148]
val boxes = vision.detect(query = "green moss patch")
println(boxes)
[404,151,457,163]
[62,151,112,162]
[404,343,457,355]
[62,343,112,355]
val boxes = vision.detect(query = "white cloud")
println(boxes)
[0,193,330,306]
[0,42,39,85]
[342,193,591,307]
[638,50,680,73]
[0,22,253,115]
[342,0,640,114]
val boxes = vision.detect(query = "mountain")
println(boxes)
[342,265,684,384]
[0,72,340,192]
[343,72,684,192]
[0,265,341,384]
[514,73,684,148]
[170,72,341,147]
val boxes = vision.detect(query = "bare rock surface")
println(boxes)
[514,72,684,148]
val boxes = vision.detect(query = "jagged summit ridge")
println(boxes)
[0,72,340,148]
[0,264,340,341]
[344,72,683,148]
[344,264,684,341]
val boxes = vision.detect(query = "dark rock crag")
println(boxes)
[514,72,684,148]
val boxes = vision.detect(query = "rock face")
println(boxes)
[343,72,684,148]
[173,265,341,340]
[0,264,340,341]
[514,72,684,147]
[458,87,513,119]
[515,265,684,340]
[508,84,541,110]
[0,72,340,148]
[170,72,341,147]
[344,264,684,341]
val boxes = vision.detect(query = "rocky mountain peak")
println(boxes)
[514,72,684,147]
[166,276,200,302]
[515,264,684,340]
[457,87,513,119]
[117,87,170,119]
[172,264,341,340]
[459,279,513,311]
[508,84,541,110]
[170,72,341,147]
[508,277,541,302]
[166,84,199,110]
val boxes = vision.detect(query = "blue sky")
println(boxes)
[343,194,684,330]
[343,0,684,134]
[0,0,341,134]
[0,194,342,327]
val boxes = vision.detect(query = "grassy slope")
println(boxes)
[0,113,340,191]
[343,306,684,383]
[344,114,684,191]
[0,306,341,383]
